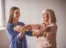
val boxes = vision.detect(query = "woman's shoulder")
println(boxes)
[7,23,13,25]
[18,21,25,26]
[48,23,58,29]
[6,23,15,28]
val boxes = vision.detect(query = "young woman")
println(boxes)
[6,7,33,48]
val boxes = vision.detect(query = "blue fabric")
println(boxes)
[6,22,32,48]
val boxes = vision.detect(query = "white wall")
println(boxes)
[0,0,4,27]
[4,0,66,48]
[0,0,2,27]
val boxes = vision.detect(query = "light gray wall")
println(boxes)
[0,0,66,48]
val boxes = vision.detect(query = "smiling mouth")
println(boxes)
[15,17,19,19]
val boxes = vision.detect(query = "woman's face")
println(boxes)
[42,12,49,23]
[13,9,20,20]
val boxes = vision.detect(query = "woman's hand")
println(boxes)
[33,30,44,38]
[14,25,32,32]
[14,25,22,32]
[14,25,25,40]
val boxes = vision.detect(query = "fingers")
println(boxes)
[19,27,25,33]
[13,25,22,32]
[32,30,44,38]
[13,25,32,33]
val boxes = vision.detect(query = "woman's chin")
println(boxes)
[15,17,19,20]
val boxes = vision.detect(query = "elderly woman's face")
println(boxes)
[42,12,49,22]
[14,9,20,20]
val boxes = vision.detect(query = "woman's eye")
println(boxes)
[16,12,18,14]
[15,12,20,14]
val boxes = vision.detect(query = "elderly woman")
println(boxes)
[35,9,58,48]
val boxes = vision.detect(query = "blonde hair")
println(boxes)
[42,9,57,23]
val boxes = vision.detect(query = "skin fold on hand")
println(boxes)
[14,25,32,32]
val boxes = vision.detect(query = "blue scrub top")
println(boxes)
[6,22,32,48]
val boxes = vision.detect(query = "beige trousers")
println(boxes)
[36,36,51,48]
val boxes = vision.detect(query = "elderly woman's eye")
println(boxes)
[16,12,18,14]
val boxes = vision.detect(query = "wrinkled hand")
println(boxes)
[35,30,44,38]
[14,25,22,32]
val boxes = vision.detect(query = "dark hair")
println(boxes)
[8,7,19,23]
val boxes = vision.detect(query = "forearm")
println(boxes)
[18,32,23,40]
[14,24,40,32]
[36,27,51,37]
[30,24,40,30]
